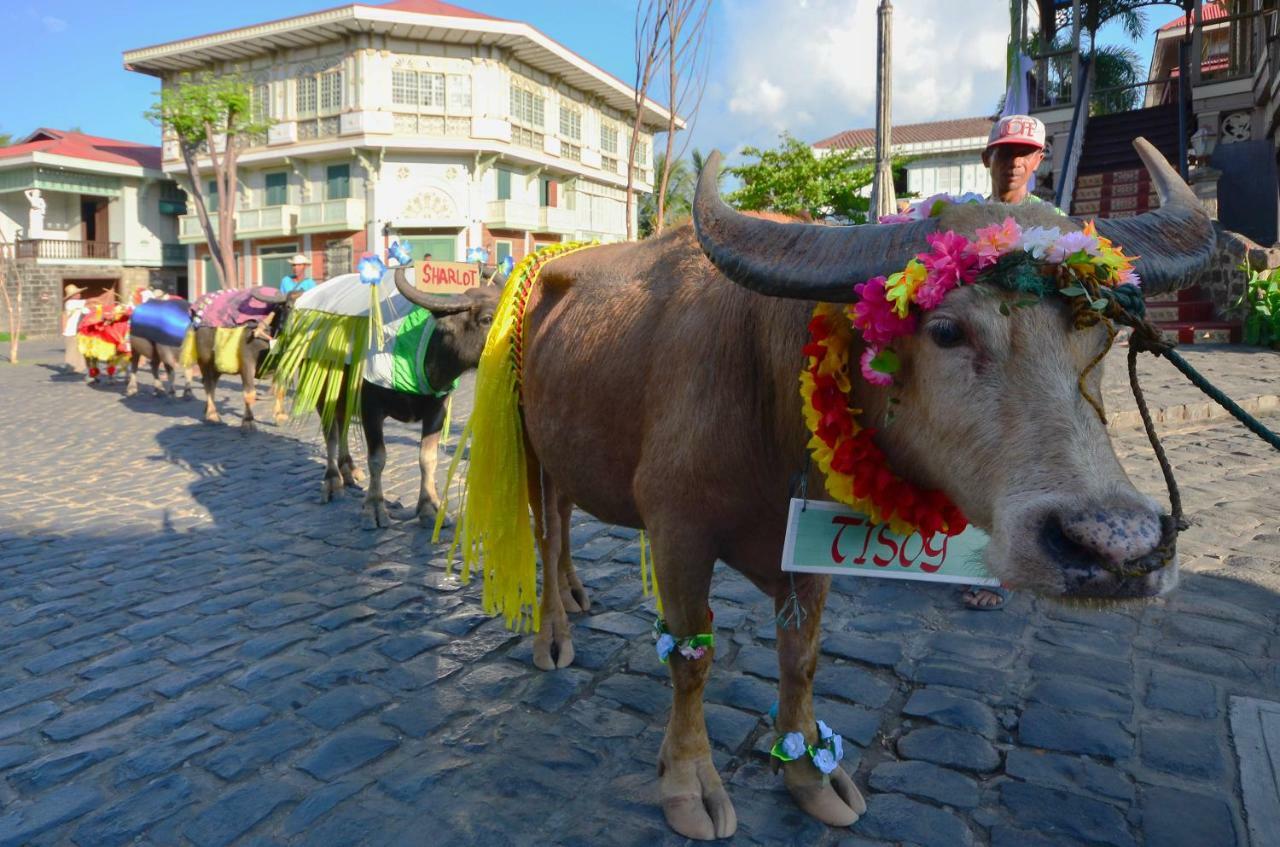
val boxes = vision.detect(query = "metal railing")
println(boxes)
[1055,57,1093,212]
[14,240,119,260]
[1203,7,1279,82]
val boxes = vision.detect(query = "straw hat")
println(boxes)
[64,283,88,298]
[289,254,311,266]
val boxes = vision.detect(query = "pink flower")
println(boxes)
[860,346,894,386]
[915,231,978,310]
[852,276,918,346]
[877,212,914,225]
[1119,269,1142,288]
[967,217,1022,269]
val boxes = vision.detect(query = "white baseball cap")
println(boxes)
[987,115,1046,151]
[290,253,310,265]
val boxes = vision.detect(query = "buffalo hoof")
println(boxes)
[204,413,221,424]
[124,381,139,398]
[343,465,365,485]
[362,500,390,530]
[240,419,256,434]
[657,747,737,840]
[320,477,344,504]
[274,412,289,426]
[182,389,195,401]
[531,625,574,672]
[783,760,865,827]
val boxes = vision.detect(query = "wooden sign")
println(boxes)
[415,261,483,294]
[781,499,999,586]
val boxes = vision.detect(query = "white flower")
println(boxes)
[655,633,676,661]
[812,748,838,774]
[781,732,807,760]
[817,719,834,740]
[1048,230,1101,263]
[1019,225,1062,260]
[831,733,844,762]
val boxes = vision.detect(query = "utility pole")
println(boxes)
[870,0,896,222]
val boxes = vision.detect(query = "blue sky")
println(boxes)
[1,0,1163,159]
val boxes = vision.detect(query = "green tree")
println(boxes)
[640,153,695,237]
[727,133,874,222]
[0,132,11,147]
[147,73,270,289]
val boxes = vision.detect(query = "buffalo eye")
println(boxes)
[478,313,494,327]
[927,319,965,348]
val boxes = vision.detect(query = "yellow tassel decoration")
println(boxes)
[638,530,663,616]
[433,241,598,632]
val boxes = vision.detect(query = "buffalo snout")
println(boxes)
[1038,505,1177,599]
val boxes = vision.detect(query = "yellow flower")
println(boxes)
[885,260,927,318]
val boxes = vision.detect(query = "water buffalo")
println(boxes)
[189,287,293,432]
[500,139,1212,839]
[302,269,502,528]
[126,298,193,399]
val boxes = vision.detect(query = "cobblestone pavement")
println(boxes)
[1,339,1278,847]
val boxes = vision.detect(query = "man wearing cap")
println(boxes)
[279,254,316,295]
[983,114,1050,206]
[62,284,91,373]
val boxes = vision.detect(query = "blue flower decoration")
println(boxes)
[386,241,412,268]
[499,255,515,275]
[466,246,490,264]
[812,748,838,774]
[358,254,386,285]
[831,733,844,762]
[780,732,807,760]
[655,633,677,662]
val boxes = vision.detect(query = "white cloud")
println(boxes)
[692,0,1010,157]
[42,16,68,33]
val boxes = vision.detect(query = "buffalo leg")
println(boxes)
[320,413,346,503]
[124,352,141,397]
[650,525,735,841]
[201,365,220,423]
[415,425,441,527]
[361,410,391,528]
[239,362,257,433]
[528,462,574,670]
[558,548,591,613]
[774,575,865,826]
[273,383,288,425]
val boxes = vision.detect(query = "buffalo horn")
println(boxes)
[253,287,289,304]
[1075,137,1215,295]
[691,150,939,302]
[393,267,474,315]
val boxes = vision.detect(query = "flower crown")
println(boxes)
[853,194,1142,384]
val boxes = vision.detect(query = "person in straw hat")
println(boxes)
[279,253,316,295]
[61,284,92,373]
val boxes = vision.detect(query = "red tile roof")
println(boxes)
[363,0,500,19]
[814,116,994,150]
[0,128,162,170]
[1158,0,1227,33]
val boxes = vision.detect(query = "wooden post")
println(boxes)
[870,0,897,222]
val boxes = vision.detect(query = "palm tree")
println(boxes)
[641,153,695,237]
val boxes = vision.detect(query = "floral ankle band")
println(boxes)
[770,719,846,775]
[653,616,715,663]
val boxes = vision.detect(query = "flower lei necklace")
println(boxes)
[799,193,1143,539]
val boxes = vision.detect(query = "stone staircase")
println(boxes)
[1069,104,1182,218]
[1144,285,1241,344]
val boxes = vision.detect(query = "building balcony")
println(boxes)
[298,197,366,233]
[484,200,540,231]
[13,239,120,262]
[178,205,299,243]
[538,207,577,235]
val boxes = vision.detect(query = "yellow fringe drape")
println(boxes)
[433,241,597,632]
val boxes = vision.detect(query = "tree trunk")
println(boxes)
[0,237,20,364]
[180,141,224,288]
[223,118,241,288]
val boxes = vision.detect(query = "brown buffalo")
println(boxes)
[508,138,1212,839]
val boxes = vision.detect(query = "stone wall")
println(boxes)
[1196,224,1280,319]
[0,264,183,337]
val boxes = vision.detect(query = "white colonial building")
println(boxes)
[814,116,996,200]
[123,0,680,296]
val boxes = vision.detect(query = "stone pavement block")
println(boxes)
[1139,726,1224,780]
[1019,703,1133,760]
[703,673,776,716]
[1141,785,1237,847]
[1163,613,1270,656]
[897,726,1000,773]
[114,725,224,784]
[902,689,999,738]
[377,632,449,662]
[521,668,592,713]
[132,589,205,616]
[183,779,299,847]
[735,645,782,681]
[22,637,122,675]
[1005,748,1134,803]
[9,744,117,792]
[595,673,671,716]
[120,613,200,642]
[810,697,882,748]
[0,783,103,847]
[296,729,400,780]
[1029,649,1132,690]
[854,792,975,847]
[135,692,231,740]
[911,661,1012,696]
[578,611,651,638]
[229,657,313,691]
[1027,678,1133,719]
[925,631,1017,662]
[47,614,133,649]
[0,678,66,715]
[371,652,462,692]
[313,604,377,631]
[304,653,390,690]
[67,661,169,703]
[41,695,149,742]
[0,744,36,771]
[153,659,241,699]
[1000,781,1135,847]
[989,825,1081,847]
[72,773,194,847]
[298,685,392,730]
[80,644,164,679]
[703,703,760,752]
[281,778,369,837]
[200,719,311,781]
[238,625,316,660]
[312,625,383,657]
[869,760,979,808]
[210,704,272,732]
[814,664,894,709]
[380,699,450,739]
